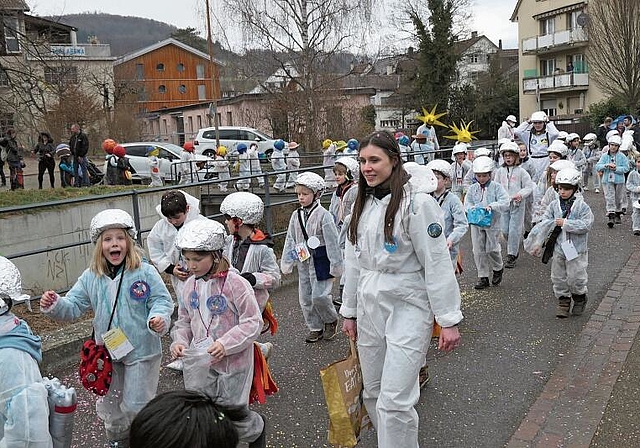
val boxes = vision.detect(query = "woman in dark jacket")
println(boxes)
[32,131,55,189]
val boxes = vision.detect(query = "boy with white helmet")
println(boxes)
[41,209,174,447]
[464,157,510,289]
[581,133,601,192]
[450,142,472,200]
[566,133,586,173]
[248,142,265,188]
[0,256,53,447]
[170,219,267,448]
[462,147,493,190]
[514,111,560,183]
[281,172,342,342]
[533,160,578,224]
[329,157,359,231]
[531,140,570,224]
[538,168,593,317]
[220,192,281,358]
[494,141,534,268]
[426,159,468,270]
[626,158,640,235]
[596,134,631,227]
[497,114,517,141]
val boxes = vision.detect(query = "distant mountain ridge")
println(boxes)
[44,13,178,56]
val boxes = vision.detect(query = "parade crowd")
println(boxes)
[2,110,640,448]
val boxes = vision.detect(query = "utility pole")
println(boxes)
[205,0,220,149]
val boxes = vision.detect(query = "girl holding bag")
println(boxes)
[40,209,173,447]
[340,130,462,448]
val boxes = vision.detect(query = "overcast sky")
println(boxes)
[28,0,519,50]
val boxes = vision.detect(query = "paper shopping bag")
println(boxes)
[320,339,372,447]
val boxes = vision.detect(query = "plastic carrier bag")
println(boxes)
[467,207,493,227]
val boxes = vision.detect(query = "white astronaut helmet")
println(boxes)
[506,115,517,124]
[473,147,493,158]
[556,131,569,142]
[220,192,264,225]
[555,167,582,186]
[608,135,622,146]
[404,162,438,193]
[472,156,495,174]
[547,140,569,158]
[582,133,597,144]
[530,111,548,122]
[334,156,360,181]
[426,159,453,178]
[90,209,137,243]
[549,160,576,172]
[295,172,326,194]
[499,141,520,154]
[174,219,227,252]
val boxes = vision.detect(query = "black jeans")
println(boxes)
[38,157,55,188]
[0,160,5,185]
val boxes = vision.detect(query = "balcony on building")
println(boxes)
[523,69,588,95]
[522,28,588,55]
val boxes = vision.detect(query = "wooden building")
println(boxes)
[114,38,223,113]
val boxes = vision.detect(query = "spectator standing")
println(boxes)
[0,128,25,190]
[69,123,90,187]
[497,115,517,141]
[32,131,56,189]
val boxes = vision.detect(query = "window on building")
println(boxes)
[156,63,165,72]
[197,115,202,129]
[0,68,9,87]
[469,54,479,63]
[178,84,187,94]
[177,63,185,72]
[136,64,144,80]
[568,10,583,31]
[188,116,193,132]
[196,64,205,79]
[226,111,233,126]
[138,88,147,101]
[569,54,587,73]
[2,17,20,53]
[158,84,166,94]
[197,84,206,100]
[540,17,555,36]
[540,58,556,76]
[44,66,78,84]
[162,119,168,134]
[541,99,557,118]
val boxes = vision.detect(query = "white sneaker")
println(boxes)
[166,359,184,371]
[595,188,600,193]
[259,342,274,360]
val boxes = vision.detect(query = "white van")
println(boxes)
[193,126,277,161]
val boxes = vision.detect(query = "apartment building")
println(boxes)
[511,0,605,122]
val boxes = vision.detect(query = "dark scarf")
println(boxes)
[335,181,353,198]
[559,195,576,215]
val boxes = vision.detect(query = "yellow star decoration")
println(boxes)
[444,121,480,143]
[416,105,448,128]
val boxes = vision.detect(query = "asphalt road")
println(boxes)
[42,189,637,448]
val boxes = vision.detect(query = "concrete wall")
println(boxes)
[0,186,201,298]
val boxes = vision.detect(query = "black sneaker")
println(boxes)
[249,414,267,448]
[622,208,627,215]
[474,277,490,290]
[324,320,339,340]
[607,213,615,228]
[571,294,587,316]
[492,269,504,286]
[634,230,640,236]
[504,255,517,269]
[614,213,622,224]
[305,330,324,343]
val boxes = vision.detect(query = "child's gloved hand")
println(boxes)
[171,344,185,359]
[40,290,58,309]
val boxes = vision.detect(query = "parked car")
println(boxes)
[193,126,277,161]
[120,142,214,183]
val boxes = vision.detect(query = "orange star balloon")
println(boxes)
[416,105,448,128]
[444,121,480,143]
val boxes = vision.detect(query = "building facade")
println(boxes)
[511,0,605,122]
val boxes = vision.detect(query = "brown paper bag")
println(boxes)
[320,339,372,447]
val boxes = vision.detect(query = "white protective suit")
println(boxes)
[626,169,640,231]
[281,202,341,332]
[212,155,230,191]
[42,264,174,441]
[519,157,537,232]
[596,151,631,214]
[146,192,207,306]
[248,145,264,187]
[582,145,602,191]
[464,180,510,278]
[271,149,287,191]
[223,231,281,312]
[179,151,195,184]
[236,152,252,191]
[329,182,358,231]
[493,165,533,257]
[285,149,300,188]
[567,147,586,172]
[323,143,337,188]
[409,141,430,165]
[539,196,593,298]
[339,175,463,448]
[399,144,411,162]
[170,271,263,444]
[431,190,468,269]
[0,316,52,448]
[416,124,439,163]
[450,159,472,199]
[148,156,163,187]
[497,121,515,141]
[514,121,559,182]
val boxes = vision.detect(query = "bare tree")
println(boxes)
[587,0,640,112]
[220,0,375,150]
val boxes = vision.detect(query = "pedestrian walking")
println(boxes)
[596,135,631,227]
[69,123,90,187]
[0,128,25,190]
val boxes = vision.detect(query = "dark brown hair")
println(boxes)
[348,130,408,245]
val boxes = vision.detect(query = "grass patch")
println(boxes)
[0,185,150,208]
